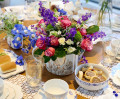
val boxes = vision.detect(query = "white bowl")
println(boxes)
[43,79,69,99]
[75,63,109,91]
[0,78,4,96]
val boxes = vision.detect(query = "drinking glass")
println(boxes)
[101,38,120,67]
[26,56,44,88]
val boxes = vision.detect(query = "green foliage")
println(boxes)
[34,49,43,55]
[46,24,54,31]
[74,31,82,42]
[87,25,99,34]
[51,55,57,61]
[55,47,66,58]
[43,55,50,63]
[86,0,89,3]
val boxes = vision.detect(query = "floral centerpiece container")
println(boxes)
[22,1,106,75]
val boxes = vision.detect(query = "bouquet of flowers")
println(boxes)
[22,1,106,63]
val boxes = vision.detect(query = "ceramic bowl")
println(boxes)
[43,79,69,99]
[75,63,109,91]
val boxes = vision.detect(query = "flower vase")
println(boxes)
[32,46,84,76]
[7,35,23,49]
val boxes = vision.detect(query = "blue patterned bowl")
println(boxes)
[75,63,109,91]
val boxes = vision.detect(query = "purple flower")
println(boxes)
[82,15,88,21]
[38,1,58,26]
[86,31,106,41]
[63,0,69,4]
[66,28,77,40]
[80,56,88,64]
[77,19,82,25]
[16,55,24,66]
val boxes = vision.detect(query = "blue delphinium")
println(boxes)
[12,40,22,49]
[86,31,106,41]
[21,29,31,37]
[16,55,24,66]
[58,9,67,16]
[39,1,58,26]
[77,13,92,25]
[63,0,69,4]
[13,34,23,43]
[66,28,77,40]
[29,32,37,41]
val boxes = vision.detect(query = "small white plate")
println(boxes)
[3,81,23,99]
[0,49,26,79]
[0,87,9,99]
[34,89,77,99]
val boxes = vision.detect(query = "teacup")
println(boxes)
[43,79,69,99]
[0,78,4,96]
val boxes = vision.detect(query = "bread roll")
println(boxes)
[79,71,83,80]
[0,55,11,65]
[0,62,16,73]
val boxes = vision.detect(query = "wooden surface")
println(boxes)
[0,15,103,99]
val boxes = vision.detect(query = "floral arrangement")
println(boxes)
[22,1,106,63]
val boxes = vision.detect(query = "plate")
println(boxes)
[0,87,9,99]
[33,89,77,99]
[0,49,26,79]
[2,81,23,99]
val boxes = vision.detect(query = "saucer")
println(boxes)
[33,89,77,99]
[0,81,23,99]
[0,87,9,99]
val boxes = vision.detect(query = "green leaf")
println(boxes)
[34,49,43,55]
[86,0,89,3]
[51,55,57,61]
[46,24,54,31]
[43,55,50,63]
[86,25,99,34]
[74,31,82,42]
[55,47,66,58]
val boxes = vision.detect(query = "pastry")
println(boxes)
[0,62,16,73]
[0,55,11,65]
[82,66,88,72]
[90,76,101,83]
[98,75,106,82]
[78,71,83,80]
[85,70,96,80]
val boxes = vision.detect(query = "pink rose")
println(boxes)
[36,38,46,50]
[61,20,71,29]
[58,16,69,21]
[45,47,55,57]
[80,28,87,36]
[81,38,93,51]
[50,36,59,46]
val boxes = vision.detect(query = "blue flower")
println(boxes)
[16,55,24,66]
[30,39,37,47]
[29,32,37,40]
[14,24,23,30]
[12,40,22,49]
[13,34,23,43]
[21,29,31,37]
[22,48,29,54]
[58,9,67,16]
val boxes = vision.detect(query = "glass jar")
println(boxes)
[26,56,44,88]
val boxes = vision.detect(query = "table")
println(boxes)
[0,8,104,99]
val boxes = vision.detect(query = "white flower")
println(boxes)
[16,37,21,41]
[57,31,61,35]
[66,39,74,45]
[58,38,65,45]
[67,47,76,53]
